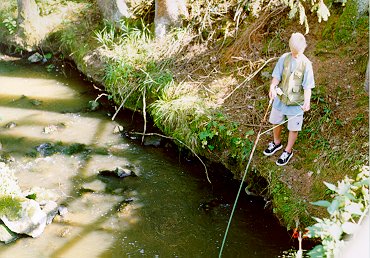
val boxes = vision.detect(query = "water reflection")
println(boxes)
[0,56,292,257]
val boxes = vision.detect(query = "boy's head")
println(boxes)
[289,32,307,56]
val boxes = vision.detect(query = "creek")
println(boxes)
[0,55,292,257]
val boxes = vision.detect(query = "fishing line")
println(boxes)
[219,90,306,257]
[218,99,272,257]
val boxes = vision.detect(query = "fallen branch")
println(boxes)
[141,89,147,144]
[222,57,278,101]
[130,132,212,184]
[111,86,138,121]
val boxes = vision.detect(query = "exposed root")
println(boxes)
[223,6,287,62]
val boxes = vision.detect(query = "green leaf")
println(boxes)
[208,145,215,151]
[343,193,356,201]
[307,244,325,258]
[327,199,339,215]
[244,130,254,136]
[324,181,337,191]
[199,131,213,140]
[337,183,351,195]
[328,223,342,239]
[26,193,37,200]
[218,125,226,132]
[44,53,52,60]
[311,200,331,207]
[345,203,363,216]
[355,179,370,187]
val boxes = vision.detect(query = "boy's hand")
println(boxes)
[302,102,310,111]
[269,87,277,100]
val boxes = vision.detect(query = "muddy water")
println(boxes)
[0,56,292,257]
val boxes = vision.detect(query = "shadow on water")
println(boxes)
[0,56,294,257]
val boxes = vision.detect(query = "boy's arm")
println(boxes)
[269,77,280,100]
[302,88,312,111]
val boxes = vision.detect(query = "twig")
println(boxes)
[111,86,137,121]
[241,123,270,128]
[141,89,147,144]
[94,93,108,102]
[222,57,277,101]
[130,132,212,184]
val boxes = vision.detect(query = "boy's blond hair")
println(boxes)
[289,33,307,54]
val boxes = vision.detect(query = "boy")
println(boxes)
[263,32,315,166]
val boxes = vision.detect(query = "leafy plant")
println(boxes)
[46,64,55,72]
[199,113,253,160]
[2,17,16,34]
[304,165,369,257]
[94,20,118,50]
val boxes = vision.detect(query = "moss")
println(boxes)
[0,196,22,220]
[321,15,338,40]
[269,174,313,229]
[334,0,360,43]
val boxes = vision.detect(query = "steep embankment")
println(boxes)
[0,0,368,230]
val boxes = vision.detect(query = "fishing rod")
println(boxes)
[218,87,306,257]
[218,98,272,257]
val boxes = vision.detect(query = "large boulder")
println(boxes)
[1,199,47,238]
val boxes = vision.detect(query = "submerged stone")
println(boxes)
[143,135,162,147]
[42,125,58,134]
[0,152,15,164]
[113,125,124,134]
[4,122,16,129]
[28,52,43,63]
[99,166,137,178]
[57,206,68,217]
[36,143,55,157]
[43,201,59,225]
[81,180,106,193]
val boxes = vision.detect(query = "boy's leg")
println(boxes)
[286,114,303,152]
[263,108,284,156]
[275,115,302,166]
[285,131,298,153]
[273,125,283,145]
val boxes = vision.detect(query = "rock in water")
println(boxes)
[1,199,47,238]
[4,122,16,129]
[99,166,137,178]
[116,167,137,178]
[36,143,55,157]
[42,201,59,225]
[28,52,43,63]
[57,206,68,217]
